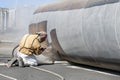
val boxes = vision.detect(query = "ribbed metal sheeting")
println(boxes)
[31,1,120,63]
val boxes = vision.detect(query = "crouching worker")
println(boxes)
[7,31,47,68]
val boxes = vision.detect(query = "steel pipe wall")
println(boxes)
[31,1,120,64]
[34,0,119,13]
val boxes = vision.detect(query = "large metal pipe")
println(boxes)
[30,0,120,71]
[34,0,119,13]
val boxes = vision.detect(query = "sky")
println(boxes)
[0,0,60,8]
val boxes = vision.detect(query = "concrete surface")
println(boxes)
[0,41,120,80]
[0,62,120,80]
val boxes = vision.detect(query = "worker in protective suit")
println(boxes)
[7,31,47,68]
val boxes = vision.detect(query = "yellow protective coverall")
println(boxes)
[17,34,43,66]
[17,34,42,55]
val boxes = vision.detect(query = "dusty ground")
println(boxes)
[0,62,120,80]
[0,41,18,56]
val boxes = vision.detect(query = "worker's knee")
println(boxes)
[23,58,38,66]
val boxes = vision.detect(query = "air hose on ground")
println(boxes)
[30,66,65,80]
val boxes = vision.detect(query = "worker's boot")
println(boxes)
[17,57,24,67]
[7,57,17,68]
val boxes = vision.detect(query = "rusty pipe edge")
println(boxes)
[29,21,49,47]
